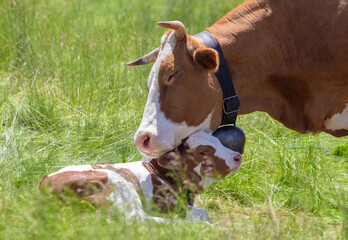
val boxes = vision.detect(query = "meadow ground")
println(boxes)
[0,0,347,239]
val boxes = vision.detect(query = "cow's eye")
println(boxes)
[168,71,178,83]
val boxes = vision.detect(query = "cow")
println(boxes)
[40,130,242,223]
[127,0,348,158]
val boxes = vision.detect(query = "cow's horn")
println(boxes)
[157,21,186,40]
[127,48,160,66]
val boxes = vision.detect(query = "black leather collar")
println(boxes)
[194,31,240,126]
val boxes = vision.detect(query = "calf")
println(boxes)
[40,130,242,223]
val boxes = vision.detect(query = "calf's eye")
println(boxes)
[197,145,216,157]
[200,150,213,157]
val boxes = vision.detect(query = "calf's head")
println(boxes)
[156,130,242,192]
[128,21,223,157]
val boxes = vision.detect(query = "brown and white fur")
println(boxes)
[40,130,242,223]
[129,0,348,158]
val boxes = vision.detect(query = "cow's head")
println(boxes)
[128,21,223,157]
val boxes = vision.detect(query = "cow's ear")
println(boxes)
[193,48,219,72]
[157,150,180,170]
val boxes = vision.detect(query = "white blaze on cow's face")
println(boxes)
[135,32,192,157]
[131,22,223,158]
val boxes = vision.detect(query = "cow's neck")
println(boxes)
[207,1,271,111]
[207,0,321,133]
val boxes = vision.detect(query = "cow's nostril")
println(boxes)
[134,132,155,156]
[143,135,151,149]
[233,154,242,162]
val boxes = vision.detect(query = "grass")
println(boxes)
[0,0,347,239]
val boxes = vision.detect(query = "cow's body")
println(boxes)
[207,0,348,137]
[129,0,348,158]
[40,130,242,223]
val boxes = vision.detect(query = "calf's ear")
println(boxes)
[193,48,219,72]
[157,150,180,170]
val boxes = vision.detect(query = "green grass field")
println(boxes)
[0,0,347,239]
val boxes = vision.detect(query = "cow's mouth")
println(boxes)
[230,165,241,173]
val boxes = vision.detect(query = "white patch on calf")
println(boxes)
[193,163,214,188]
[107,160,154,206]
[101,169,147,221]
[187,206,212,223]
[324,103,348,131]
